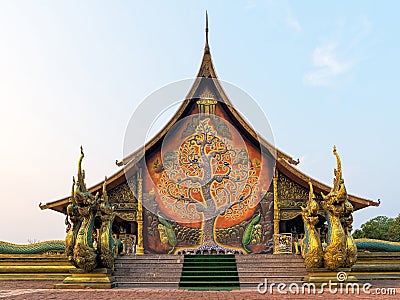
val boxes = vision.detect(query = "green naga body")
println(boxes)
[0,240,65,254]
[356,239,400,252]
[299,182,323,269]
[158,214,177,254]
[242,212,261,253]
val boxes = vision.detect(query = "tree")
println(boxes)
[157,118,261,254]
[353,215,400,242]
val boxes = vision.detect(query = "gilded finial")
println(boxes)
[205,10,210,53]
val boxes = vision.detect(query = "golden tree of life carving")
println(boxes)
[157,117,262,254]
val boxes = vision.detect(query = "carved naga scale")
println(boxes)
[298,146,357,270]
[299,181,323,269]
[65,147,116,272]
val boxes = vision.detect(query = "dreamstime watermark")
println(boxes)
[257,271,396,295]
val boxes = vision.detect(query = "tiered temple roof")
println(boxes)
[40,14,379,214]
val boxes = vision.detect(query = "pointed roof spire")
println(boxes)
[197,11,217,78]
[205,10,209,53]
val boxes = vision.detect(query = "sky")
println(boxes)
[0,1,399,243]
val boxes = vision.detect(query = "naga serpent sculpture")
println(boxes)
[98,177,116,269]
[65,177,82,266]
[66,147,117,272]
[341,197,358,267]
[355,239,400,252]
[0,240,65,254]
[295,147,358,270]
[72,147,98,272]
[320,146,350,270]
[299,181,323,269]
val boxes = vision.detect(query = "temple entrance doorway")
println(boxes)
[279,214,327,251]
[113,217,138,254]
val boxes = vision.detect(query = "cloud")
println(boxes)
[286,15,302,32]
[303,16,373,87]
[304,42,353,87]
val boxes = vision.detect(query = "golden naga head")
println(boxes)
[101,176,109,204]
[76,146,87,192]
[67,177,77,206]
[74,146,98,205]
[321,146,348,212]
[301,180,319,224]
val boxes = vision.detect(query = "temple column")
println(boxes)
[136,168,145,255]
[273,169,279,234]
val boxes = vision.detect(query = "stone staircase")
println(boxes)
[114,253,307,290]
[179,255,240,291]
[235,254,307,290]
[113,254,184,289]
[0,254,74,281]
[351,252,400,281]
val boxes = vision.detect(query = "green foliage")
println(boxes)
[353,215,400,242]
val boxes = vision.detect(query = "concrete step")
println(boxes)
[237,270,307,276]
[115,255,183,260]
[114,269,181,274]
[0,254,74,281]
[114,255,183,288]
[114,270,182,275]
[115,276,181,282]
[236,261,305,266]
[239,275,305,281]
[116,281,179,288]
[115,259,183,264]
[113,254,307,289]
[234,254,307,288]
[0,265,74,273]
[0,273,68,281]
[114,264,183,269]
[179,280,240,287]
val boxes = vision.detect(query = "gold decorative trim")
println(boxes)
[136,169,144,255]
[197,88,217,114]
[115,212,136,222]
[273,170,279,234]
[280,211,302,221]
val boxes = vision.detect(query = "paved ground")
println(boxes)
[0,281,399,299]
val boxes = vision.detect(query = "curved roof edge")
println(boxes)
[40,27,380,214]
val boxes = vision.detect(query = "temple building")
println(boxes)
[39,15,379,258]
